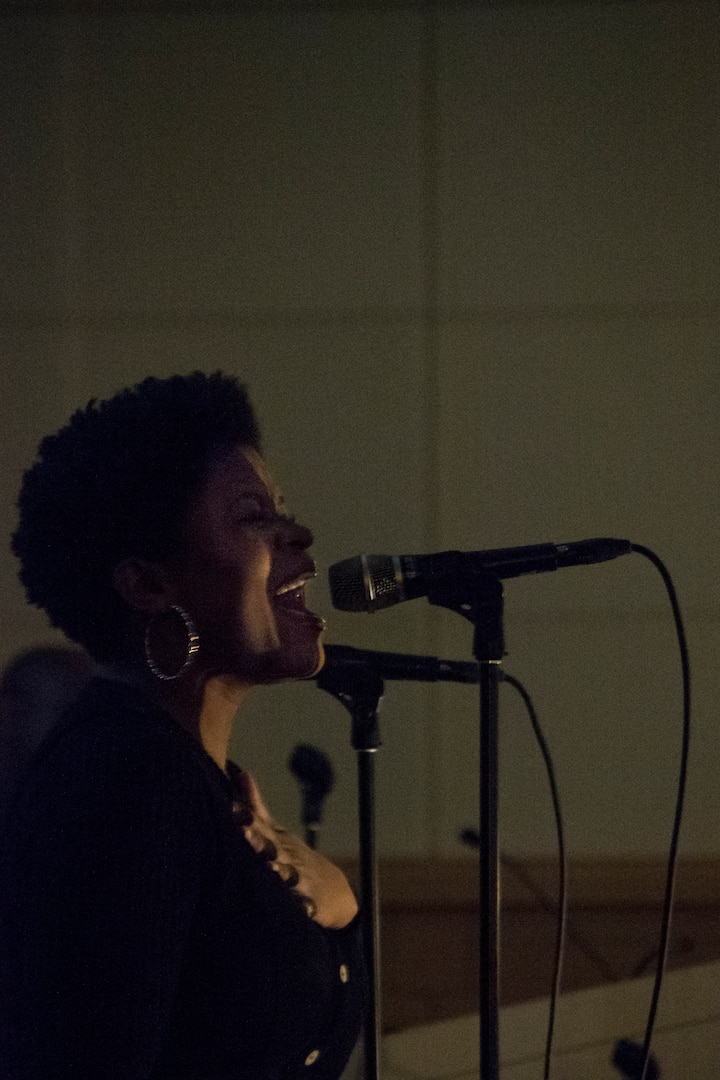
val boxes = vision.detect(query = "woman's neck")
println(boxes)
[103,659,251,771]
[155,672,252,771]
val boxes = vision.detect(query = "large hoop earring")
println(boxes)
[144,605,200,682]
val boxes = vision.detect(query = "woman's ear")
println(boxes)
[112,558,174,615]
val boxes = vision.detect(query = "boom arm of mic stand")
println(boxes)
[315,663,384,1080]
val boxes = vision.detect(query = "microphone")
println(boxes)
[329,538,633,612]
[288,744,334,848]
[321,643,480,683]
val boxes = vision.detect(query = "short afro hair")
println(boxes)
[12,371,261,662]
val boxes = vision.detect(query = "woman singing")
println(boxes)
[0,371,363,1079]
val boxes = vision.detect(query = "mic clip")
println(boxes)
[316,661,384,752]
[425,572,507,661]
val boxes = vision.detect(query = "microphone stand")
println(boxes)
[427,573,505,1080]
[316,661,385,1080]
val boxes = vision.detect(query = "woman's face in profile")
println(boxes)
[168,444,325,684]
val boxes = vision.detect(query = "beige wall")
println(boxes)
[1,1,719,858]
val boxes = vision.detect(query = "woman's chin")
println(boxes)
[301,639,325,679]
[277,638,325,682]
[268,606,326,680]
[251,630,324,684]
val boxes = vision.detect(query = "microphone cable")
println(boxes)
[501,672,567,1080]
[462,675,570,1080]
[500,544,689,1080]
[628,544,691,1080]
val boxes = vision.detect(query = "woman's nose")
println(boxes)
[277,516,314,550]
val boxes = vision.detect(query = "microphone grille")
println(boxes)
[288,743,334,797]
[328,556,369,612]
[328,554,401,612]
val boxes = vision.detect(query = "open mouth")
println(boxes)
[275,577,309,608]
[273,572,322,621]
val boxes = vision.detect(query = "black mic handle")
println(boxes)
[328,538,633,612]
[322,644,480,683]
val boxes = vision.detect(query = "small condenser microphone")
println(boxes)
[329,538,632,612]
[288,744,334,849]
[322,643,480,683]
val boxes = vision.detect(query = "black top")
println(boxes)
[0,678,364,1080]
